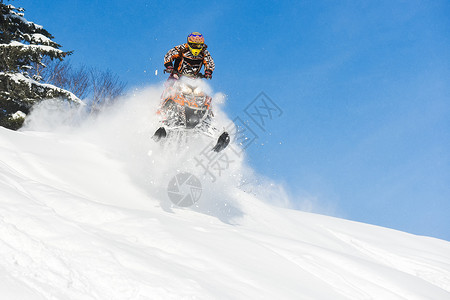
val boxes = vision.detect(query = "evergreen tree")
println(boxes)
[0,0,81,130]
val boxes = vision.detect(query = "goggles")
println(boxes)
[188,42,204,49]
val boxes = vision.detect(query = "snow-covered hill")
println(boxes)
[1,88,449,299]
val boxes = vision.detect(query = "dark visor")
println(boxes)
[189,43,204,49]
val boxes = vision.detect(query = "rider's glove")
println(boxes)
[204,70,212,79]
[164,65,174,74]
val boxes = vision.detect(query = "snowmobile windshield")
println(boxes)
[179,83,193,94]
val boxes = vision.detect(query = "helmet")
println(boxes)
[187,32,205,56]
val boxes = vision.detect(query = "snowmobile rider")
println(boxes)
[163,32,215,79]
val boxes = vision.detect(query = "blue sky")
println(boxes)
[17,0,450,240]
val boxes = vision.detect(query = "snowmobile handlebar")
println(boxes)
[164,69,206,79]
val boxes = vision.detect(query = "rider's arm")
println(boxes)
[164,44,187,68]
[202,49,215,73]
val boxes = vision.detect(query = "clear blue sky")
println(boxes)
[17,0,450,240]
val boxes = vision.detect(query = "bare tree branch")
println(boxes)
[89,68,126,113]
[31,58,126,113]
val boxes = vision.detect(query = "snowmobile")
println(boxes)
[152,72,230,152]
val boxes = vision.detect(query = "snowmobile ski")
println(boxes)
[212,132,230,153]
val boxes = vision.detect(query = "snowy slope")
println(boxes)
[1,88,450,300]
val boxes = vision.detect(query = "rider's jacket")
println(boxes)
[164,43,215,77]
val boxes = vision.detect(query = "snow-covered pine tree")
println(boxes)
[0,0,81,130]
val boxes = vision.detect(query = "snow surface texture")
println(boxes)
[0,84,450,299]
